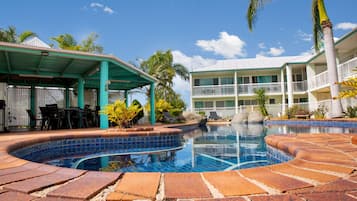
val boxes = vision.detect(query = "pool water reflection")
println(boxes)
[44,124,357,173]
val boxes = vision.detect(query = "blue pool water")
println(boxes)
[12,124,357,173]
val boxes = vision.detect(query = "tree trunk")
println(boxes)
[322,22,343,117]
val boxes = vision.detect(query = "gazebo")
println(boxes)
[0,41,157,129]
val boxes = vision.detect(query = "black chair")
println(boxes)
[39,107,49,130]
[209,111,221,120]
[69,107,88,128]
[26,109,43,129]
[46,104,62,130]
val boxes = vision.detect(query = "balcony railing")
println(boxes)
[292,81,307,92]
[238,82,281,95]
[309,57,357,91]
[192,85,235,97]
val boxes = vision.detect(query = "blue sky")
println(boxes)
[1,0,357,106]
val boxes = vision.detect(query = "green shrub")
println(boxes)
[287,105,309,119]
[131,99,144,124]
[345,106,357,118]
[312,105,327,119]
[101,99,143,128]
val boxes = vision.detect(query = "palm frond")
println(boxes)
[18,31,37,43]
[246,0,270,31]
[312,0,323,51]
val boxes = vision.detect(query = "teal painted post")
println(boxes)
[125,90,129,107]
[150,83,156,125]
[30,85,36,128]
[65,87,70,108]
[100,61,109,129]
[77,78,85,109]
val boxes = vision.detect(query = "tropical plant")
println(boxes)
[311,105,327,119]
[145,99,173,122]
[287,105,309,119]
[345,106,357,118]
[140,50,189,103]
[254,88,268,116]
[51,32,103,53]
[101,99,143,128]
[0,26,36,43]
[246,0,343,117]
[131,99,144,124]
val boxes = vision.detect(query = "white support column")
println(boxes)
[286,64,294,108]
[306,64,317,112]
[189,73,193,112]
[280,68,286,115]
[234,71,238,114]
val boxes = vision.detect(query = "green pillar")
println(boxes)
[77,78,85,109]
[150,82,156,125]
[65,87,70,108]
[100,61,109,129]
[30,85,36,128]
[125,90,129,107]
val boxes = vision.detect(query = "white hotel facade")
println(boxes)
[190,29,357,118]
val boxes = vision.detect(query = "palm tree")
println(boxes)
[0,26,37,43]
[51,32,103,53]
[140,50,189,98]
[247,0,343,117]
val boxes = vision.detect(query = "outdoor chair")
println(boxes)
[39,107,50,130]
[45,104,62,130]
[26,109,43,130]
[209,111,222,120]
[163,111,177,123]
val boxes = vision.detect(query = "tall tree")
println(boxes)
[0,26,36,43]
[246,0,343,117]
[51,32,103,53]
[140,50,189,108]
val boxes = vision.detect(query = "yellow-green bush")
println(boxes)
[101,99,142,128]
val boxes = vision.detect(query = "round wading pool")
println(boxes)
[12,124,355,172]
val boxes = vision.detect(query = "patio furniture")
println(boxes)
[26,109,43,130]
[68,107,88,128]
[45,104,62,130]
[209,111,221,120]
[39,107,49,130]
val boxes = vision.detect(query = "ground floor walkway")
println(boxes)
[0,126,356,200]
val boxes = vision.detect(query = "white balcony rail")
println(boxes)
[338,57,357,81]
[192,85,235,97]
[292,81,307,92]
[194,107,236,118]
[238,82,281,95]
[309,57,357,91]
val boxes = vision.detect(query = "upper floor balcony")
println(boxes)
[308,57,357,91]
[238,82,281,95]
[192,84,235,97]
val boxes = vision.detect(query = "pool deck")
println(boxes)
[0,125,356,200]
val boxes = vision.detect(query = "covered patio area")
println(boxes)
[0,41,157,130]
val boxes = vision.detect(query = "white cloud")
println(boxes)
[89,2,115,14]
[299,49,315,56]
[196,32,246,59]
[172,50,216,71]
[335,22,357,30]
[297,30,312,42]
[256,46,285,57]
[258,42,266,49]
[104,6,114,14]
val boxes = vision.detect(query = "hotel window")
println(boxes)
[269,99,276,104]
[237,76,250,84]
[194,78,218,86]
[194,101,213,108]
[252,75,278,83]
[221,77,234,85]
[238,100,256,105]
[293,74,303,81]
[216,100,235,108]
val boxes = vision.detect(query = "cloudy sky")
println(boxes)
[1,0,356,107]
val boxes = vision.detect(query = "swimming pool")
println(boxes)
[12,124,357,173]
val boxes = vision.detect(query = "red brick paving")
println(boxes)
[47,171,120,200]
[249,194,303,201]
[239,167,312,192]
[0,191,37,201]
[164,173,212,199]
[109,172,161,200]
[298,191,357,201]
[203,171,266,196]
[3,168,86,193]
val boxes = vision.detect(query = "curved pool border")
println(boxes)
[0,122,356,200]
